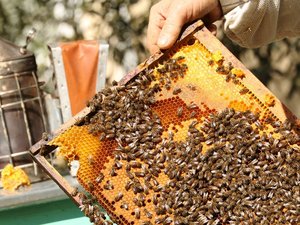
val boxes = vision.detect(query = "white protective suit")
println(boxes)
[219,0,300,48]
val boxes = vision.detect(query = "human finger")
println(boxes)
[147,0,173,54]
[157,0,220,49]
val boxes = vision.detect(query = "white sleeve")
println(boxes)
[220,0,300,48]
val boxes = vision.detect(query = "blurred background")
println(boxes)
[1,0,299,116]
[0,0,299,224]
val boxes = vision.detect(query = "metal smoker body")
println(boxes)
[0,37,46,176]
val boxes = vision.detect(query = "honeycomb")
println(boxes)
[48,30,299,225]
[1,164,31,191]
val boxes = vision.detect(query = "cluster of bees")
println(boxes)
[71,188,113,225]
[78,55,300,225]
[157,56,187,91]
[208,51,245,85]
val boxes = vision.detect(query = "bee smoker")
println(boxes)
[0,33,47,176]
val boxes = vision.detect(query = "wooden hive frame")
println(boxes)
[29,20,299,224]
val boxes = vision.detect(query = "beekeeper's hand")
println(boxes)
[147,0,222,54]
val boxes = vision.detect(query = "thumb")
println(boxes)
[157,1,188,49]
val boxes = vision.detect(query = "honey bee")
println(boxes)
[225,74,231,82]
[177,106,183,117]
[233,78,240,84]
[87,181,94,191]
[106,133,115,139]
[110,167,117,176]
[114,192,123,202]
[186,84,197,91]
[144,209,153,219]
[131,161,142,168]
[40,145,47,155]
[159,77,165,85]
[71,187,78,197]
[125,180,134,191]
[99,133,106,141]
[157,68,166,74]
[42,132,49,141]
[87,154,94,165]
[133,197,143,207]
[154,217,165,224]
[152,194,158,205]
[135,171,145,177]
[126,170,134,179]
[190,111,197,118]
[114,160,123,169]
[165,83,171,90]
[187,102,197,110]
[216,65,226,73]
[178,71,184,78]
[120,202,129,210]
[189,120,198,128]
[164,217,172,224]
[177,56,185,61]
[140,221,152,225]
[173,87,182,95]
[103,180,114,190]
[181,64,188,71]
[134,208,141,219]
[239,87,249,95]
[111,80,118,86]
[153,137,162,143]
[228,62,234,70]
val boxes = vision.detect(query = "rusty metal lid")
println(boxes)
[0,37,34,61]
[0,37,37,75]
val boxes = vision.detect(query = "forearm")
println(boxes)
[221,0,300,48]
